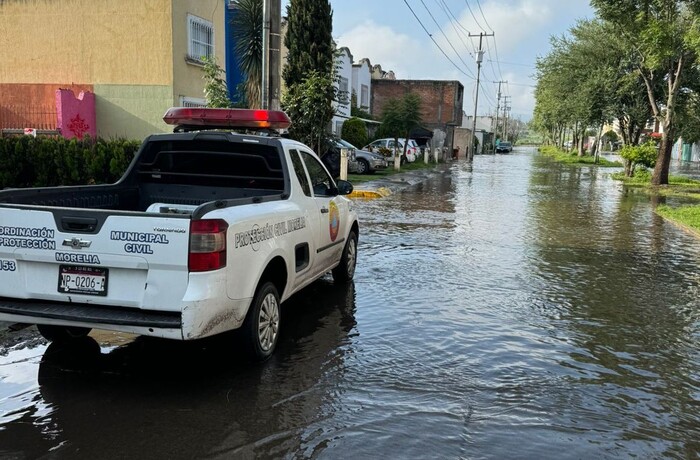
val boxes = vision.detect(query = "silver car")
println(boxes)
[338,139,387,174]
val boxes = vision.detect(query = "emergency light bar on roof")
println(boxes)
[163,107,292,130]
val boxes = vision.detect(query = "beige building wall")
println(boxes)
[0,0,173,85]
[171,0,226,104]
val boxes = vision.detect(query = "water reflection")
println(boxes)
[526,155,700,457]
[0,281,357,459]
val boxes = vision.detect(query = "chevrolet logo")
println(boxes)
[62,238,92,249]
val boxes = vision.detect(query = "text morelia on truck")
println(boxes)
[0,108,359,361]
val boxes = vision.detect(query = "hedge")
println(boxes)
[0,136,140,189]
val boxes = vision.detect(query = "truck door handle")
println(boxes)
[320,207,329,214]
[61,217,98,233]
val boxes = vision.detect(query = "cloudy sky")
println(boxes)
[283,0,595,122]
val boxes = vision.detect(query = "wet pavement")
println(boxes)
[1,146,699,459]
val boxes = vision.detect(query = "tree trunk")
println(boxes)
[652,121,673,185]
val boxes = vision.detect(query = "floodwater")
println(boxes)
[1,147,699,459]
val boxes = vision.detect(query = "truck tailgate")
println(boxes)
[0,207,190,311]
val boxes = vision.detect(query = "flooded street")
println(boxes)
[1,146,699,459]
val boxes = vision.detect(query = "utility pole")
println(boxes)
[269,0,281,110]
[492,80,506,151]
[504,105,512,141]
[467,32,494,162]
[261,0,270,109]
[501,95,511,140]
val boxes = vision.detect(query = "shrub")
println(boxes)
[341,117,368,148]
[0,136,140,189]
[619,142,657,176]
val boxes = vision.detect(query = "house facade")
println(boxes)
[331,47,354,136]
[0,0,225,140]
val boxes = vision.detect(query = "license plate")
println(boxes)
[58,265,108,296]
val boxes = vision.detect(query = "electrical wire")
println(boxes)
[462,0,485,31]
[475,0,493,32]
[402,0,476,80]
[418,0,476,78]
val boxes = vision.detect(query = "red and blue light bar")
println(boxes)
[163,107,291,130]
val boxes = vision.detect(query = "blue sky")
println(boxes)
[283,0,595,122]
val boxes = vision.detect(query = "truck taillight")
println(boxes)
[189,219,228,272]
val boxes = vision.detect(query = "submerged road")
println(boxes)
[1,146,699,458]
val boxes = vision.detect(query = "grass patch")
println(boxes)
[656,204,700,236]
[539,146,622,167]
[347,160,439,184]
[611,169,700,199]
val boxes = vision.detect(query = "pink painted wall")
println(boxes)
[56,89,96,139]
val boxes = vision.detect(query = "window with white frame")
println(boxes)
[360,84,369,109]
[335,121,344,135]
[339,77,349,104]
[187,14,214,63]
[180,96,207,108]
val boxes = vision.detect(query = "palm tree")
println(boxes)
[232,0,263,109]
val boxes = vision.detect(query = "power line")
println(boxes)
[475,0,493,32]
[462,0,485,31]
[402,0,476,80]
[434,0,475,59]
[418,0,476,77]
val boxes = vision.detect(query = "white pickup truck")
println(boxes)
[0,108,359,360]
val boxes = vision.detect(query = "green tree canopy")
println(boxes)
[283,0,334,88]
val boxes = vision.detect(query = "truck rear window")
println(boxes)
[137,140,284,189]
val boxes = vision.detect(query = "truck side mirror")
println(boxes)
[336,180,353,195]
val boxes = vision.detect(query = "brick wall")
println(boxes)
[370,79,464,129]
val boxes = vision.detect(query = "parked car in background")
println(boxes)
[322,139,360,178]
[496,141,512,153]
[337,139,387,174]
[363,138,418,163]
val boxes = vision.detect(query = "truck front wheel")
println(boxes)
[332,230,357,283]
[37,324,91,342]
[242,281,280,361]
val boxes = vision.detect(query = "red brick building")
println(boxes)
[371,79,464,151]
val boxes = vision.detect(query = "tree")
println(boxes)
[590,0,700,185]
[378,93,423,170]
[283,0,333,89]
[231,0,263,108]
[282,71,336,154]
[202,57,232,108]
[341,117,368,148]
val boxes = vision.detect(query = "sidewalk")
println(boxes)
[348,162,452,199]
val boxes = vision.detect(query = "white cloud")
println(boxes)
[337,20,428,78]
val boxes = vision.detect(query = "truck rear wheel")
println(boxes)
[37,324,91,342]
[242,281,280,361]
[332,230,357,283]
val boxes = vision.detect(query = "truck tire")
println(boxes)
[242,281,280,361]
[332,230,357,283]
[37,324,91,342]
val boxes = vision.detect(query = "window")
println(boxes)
[339,77,349,104]
[290,149,311,196]
[299,151,334,197]
[187,14,214,63]
[335,121,343,135]
[179,96,206,108]
[360,84,369,109]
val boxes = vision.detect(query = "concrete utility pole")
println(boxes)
[501,95,511,140]
[467,32,494,162]
[493,80,506,151]
[269,0,281,110]
[261,0,270,109]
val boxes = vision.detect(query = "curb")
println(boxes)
[348,187,392,199]
[347,164,452,200]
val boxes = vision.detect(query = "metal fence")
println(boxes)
[0,105,57,131]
